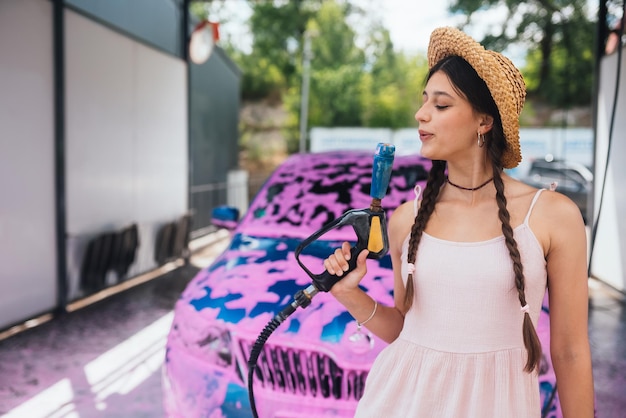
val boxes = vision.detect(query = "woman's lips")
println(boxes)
[418,130,433,141]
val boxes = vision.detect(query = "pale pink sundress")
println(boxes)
[354,189,548,417]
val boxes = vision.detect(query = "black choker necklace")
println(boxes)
[446,177,493,191]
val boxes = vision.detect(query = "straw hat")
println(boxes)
[427,27,526,169]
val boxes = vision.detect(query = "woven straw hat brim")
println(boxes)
[427,27,525,169]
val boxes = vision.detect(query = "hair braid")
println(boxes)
[491,160,542,372]
[403,160,447,310]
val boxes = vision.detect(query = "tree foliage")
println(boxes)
[448,0,596,106]
[247,0,320,85]
[211,0,428,151]
[192,0,596,155]
[303,1,366,126]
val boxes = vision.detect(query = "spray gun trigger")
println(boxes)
[367,216,384,253]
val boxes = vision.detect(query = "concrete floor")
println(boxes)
[0,233,230,418]
[587,279,626,417]
[0,233,625,417]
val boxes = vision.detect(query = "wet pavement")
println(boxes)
[588,279,626,417]
[0,232,625,417]
[0,232,230,418]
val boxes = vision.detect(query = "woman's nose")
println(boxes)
[415,105,427,123]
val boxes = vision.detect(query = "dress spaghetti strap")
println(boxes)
[412,185,422,216]
[523,189,545,225]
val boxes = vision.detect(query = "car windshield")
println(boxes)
[237,151,429,240]
[563,169,587,184]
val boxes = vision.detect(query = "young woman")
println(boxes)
[324,27,594,417]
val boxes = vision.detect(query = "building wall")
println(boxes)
[64,9,188,299]
[65,0,184,57]
[189,48,241,233]
[590,45,626,292]
[0,0,241,330]
[0,0,58,329]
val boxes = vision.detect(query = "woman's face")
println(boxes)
[415,71,485,163]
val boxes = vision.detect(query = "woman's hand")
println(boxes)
[323,241,369,295]
[324,241,405,344]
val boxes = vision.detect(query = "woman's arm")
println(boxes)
[325,201,414,343]
[539,192,595,417]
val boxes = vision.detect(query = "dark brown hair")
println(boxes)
[404,55,541,372]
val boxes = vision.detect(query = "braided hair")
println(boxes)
[404,55,541,373]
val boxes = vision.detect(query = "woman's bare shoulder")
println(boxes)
[504,175,580,215]
[525,183,586,254]
[504,176,585,249]
[389,200,416,250]
[391,199,415,217]
[535,188,585,230]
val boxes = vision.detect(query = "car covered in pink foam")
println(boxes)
[163,150,562,418]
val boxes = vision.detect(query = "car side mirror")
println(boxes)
[211,206,240,231]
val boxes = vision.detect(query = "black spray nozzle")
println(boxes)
[295,143,396,293]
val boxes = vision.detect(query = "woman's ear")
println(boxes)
[479,114,494,134]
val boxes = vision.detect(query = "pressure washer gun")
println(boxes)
[247,143,396,417]
[289,142,396,308]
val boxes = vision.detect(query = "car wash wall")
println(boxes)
[0,0,241,330]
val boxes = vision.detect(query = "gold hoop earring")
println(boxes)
[477,132,485,148]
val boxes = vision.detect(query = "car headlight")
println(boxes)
[196,325,233,368]
[169,304,234,369]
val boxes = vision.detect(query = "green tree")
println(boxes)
[362,26,430,128]
[448,0,595,106]
[280,1,366,151]
[202,0,436,155]
[284,1,429,142]
[233,50,287,100]
[523,15,595,106]
[362,53,429,129]
[307,1,366,124]
[241,0,320,100]
[248,0,321,86]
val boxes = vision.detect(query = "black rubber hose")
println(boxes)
[247,304,297,418]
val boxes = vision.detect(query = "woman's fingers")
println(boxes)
[324,242,353,276]
[324,245,370,278]
[356,248,369,269]
[341,241,352,259]
[323,256,340,276]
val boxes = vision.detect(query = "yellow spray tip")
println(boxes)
[368,216,384,253]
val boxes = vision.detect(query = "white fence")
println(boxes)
[310,127,593,178]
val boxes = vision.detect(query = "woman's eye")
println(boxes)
[435,105,449,110]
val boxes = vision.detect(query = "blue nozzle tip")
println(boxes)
[375,143,395,158]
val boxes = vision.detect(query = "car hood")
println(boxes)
[234,151,429,241]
